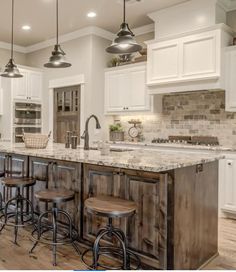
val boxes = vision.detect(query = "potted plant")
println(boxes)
[109,123,124,142]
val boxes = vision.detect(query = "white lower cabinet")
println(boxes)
[220,155,236,213]
[104,63,151,114]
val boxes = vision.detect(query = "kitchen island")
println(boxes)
[0,143,223,270]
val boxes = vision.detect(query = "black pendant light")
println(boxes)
[106,0,142,54]
[1,0,23,78]
[44,0,71,68]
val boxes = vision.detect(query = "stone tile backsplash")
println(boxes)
[115,90,236,146]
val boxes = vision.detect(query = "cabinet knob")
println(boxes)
[228,162,232,166]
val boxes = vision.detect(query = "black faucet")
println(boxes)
[81,115,101,150]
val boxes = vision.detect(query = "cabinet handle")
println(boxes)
[196,164,203,173]
[228,162,232,166]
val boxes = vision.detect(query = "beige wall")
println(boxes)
[227,10,236,32]
[0,48,27,68]
[26,35,111,141]
[136,32,155,47]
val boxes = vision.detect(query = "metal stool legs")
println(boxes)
[0,187,35,244]
[81,218,141,270]
[30,203,80,266]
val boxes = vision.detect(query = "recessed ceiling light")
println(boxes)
[87,11,97,18]
[22,25,31,31]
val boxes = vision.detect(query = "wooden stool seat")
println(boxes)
[1,177,36,188]
[85,196,136,218]
[35,189,74,203]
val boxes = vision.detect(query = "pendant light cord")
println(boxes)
[56,0,59,45]
[11,0,14,59]
[123,0,126,23]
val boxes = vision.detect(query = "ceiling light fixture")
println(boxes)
[1,0,23,78]
[44,0,71,68]
[87,11,97,18]
[22,25,31,31]
[106,0,142,54]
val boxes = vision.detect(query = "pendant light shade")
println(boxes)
[1,59,22,78]
[44,0,71,68]
[106,0,142,54]
[44,44,71,68]
[1,0,23,78]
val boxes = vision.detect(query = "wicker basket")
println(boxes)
[22,132,51,149]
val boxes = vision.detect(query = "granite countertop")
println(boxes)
[109,141,236,152]
[0,143,224,173]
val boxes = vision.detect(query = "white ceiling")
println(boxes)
[0,0,188,47]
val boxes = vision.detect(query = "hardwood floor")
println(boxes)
[204,218,236,270]
[0,218,235,270]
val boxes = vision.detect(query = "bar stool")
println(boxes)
[0,177,36,244]
[81,196,141,270]
[30,188,81,266]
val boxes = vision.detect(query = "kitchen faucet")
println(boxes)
[81,115,101,150]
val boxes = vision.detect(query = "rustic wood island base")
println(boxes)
[0,144,221,270]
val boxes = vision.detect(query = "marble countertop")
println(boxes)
[0,142,223,173]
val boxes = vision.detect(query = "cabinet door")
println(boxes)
[124,170,168,269]
[52,161,82,233]
[29,157,52,213]
[222,159,236,212]
[105,70,129,112]
[225,47,236,111]
[12,70,28,100]
[4,154,28,202]
[9,154,28,176]
[0,153,7,197]
[28,71,42,101]
[147,40,180,85]
[181,30,220,80]
[129,66,150,111]
[83,164,124,242]
[83,165,168,269]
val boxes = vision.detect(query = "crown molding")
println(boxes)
[132,24,154,36]
[0,24,154,54]
[217,0,236,11]
[26,26,115,53]
[0,41,27,54]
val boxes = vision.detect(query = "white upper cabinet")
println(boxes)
[147,24,233,94]
[181,31,219,80]
[12,70,28,100]
[105,63,151,114]
[12,68,42,101]
[225,46,236,112]
[147,40,179,84]
[28,71,42,101]
[105,71,128,112]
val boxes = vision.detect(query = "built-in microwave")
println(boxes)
[14,102,41,125]
[13,102,42,143]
